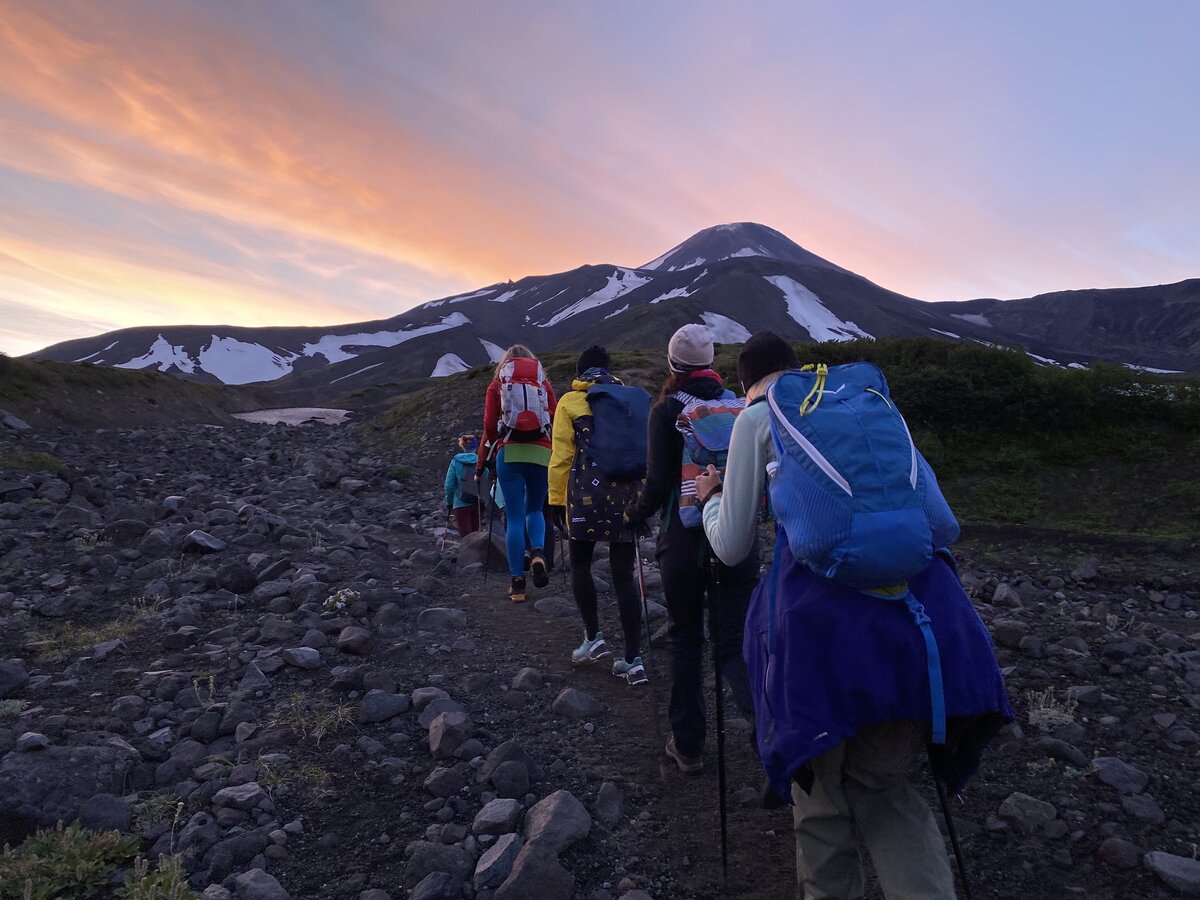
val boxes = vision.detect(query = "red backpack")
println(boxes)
[497,357,552,442]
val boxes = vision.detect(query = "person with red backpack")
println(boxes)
[623,324,759,774]
[478,345,558,602]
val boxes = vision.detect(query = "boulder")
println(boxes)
[524,789,591,853]
[495,842,573,900]
[0,739,141,829]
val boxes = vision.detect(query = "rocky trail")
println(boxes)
[1,418,1199,899]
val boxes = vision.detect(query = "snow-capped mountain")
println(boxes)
[31,222,1200,399]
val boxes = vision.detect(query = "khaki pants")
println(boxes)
[791,721,956,900]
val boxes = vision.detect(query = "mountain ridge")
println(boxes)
[29,223,1200,399]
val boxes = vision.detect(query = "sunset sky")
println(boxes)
[1,0,1198,356]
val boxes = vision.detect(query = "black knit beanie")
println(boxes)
[737,332,799,392]
[576,344,610,375]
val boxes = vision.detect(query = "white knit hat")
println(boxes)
[668,323,715,373]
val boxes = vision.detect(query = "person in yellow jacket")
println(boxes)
[548,346,647,684]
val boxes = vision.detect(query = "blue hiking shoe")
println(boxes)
[612,656,648,686]
[571,631,611,666]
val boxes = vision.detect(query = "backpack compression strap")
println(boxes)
[866,586,947,745]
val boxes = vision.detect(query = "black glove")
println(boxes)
[550,505,567,532]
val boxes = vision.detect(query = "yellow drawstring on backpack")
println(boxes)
[865,387,892,409]
[799,363,828,416]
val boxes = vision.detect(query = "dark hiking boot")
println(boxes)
[665,736,703,775]
[508,577,527,603]
[530,552,549,588]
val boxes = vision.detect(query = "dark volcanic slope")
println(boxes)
[31,223,1200,402]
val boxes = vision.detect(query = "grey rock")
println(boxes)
[1066,685,1101,704]
[202,887,234,900]
[477,739,538,785]
[594,781,624,828]
[990,618,1027,650]
[491,761,530,799]
[0,740,141,829]
[281,647,321,670]
[524,789,591,852]
[1097,837,1141,870]
[1121,793,1165,823]
[239,663,273,694]
[473,798,523,835]
[407,871,458,900]
[183,530,227,553]
[551,687,604,718]
[428,711,472,759]
[511,668,542,692]
[79,792,132,831]
[457,531,506,568]
[0,409,31,431]
[213,781,268,810]
[418,697,466,729]
[417,608,467,630]
[991,582,1022,608]
[336,626,376,655]
[360,690,411,724]
[423,765,466,798]
[15,731,48,752]
[234,868,291,900]
[252,580,292,602]
[0,658,29,699]
[411,686,451,712]
[997,792,1056,833]
[1071,558,1099,580]
[1094,757,1148,794]
[1144,851,1200,894]
[403,841,471,889]
[496,841,573,900]
[474,832,523,890]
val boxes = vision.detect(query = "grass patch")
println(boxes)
[0,699,27,719]
[260,759,333,797]
[269,692,357,746]
[0,822,139,900]
[117,854,197,900]
[0,452,62,472]
[28,610,154,662]
[1025,687,1079,733]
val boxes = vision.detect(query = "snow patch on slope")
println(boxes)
[488,289,520,304]
[604,304,630,320]
[929,328,961,339]
[699,312,751,343]
[1125,363,1185,374]
[197,336,298,385]
[952,313,992,328]
[431,353,471,377]
[540,269,651,327]
[301,313,469,364]
[75,341,118,363]
[329,363,383,384]
[479,339,505,363]
[115,336,197,375]
[764,276,873,342]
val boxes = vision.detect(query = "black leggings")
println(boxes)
[570,539,642,663]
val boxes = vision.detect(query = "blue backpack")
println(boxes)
[585,383,652,480]
[766,363,959,588]
[765,362,960,744]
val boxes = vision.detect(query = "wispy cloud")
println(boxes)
[0,0,1197,355]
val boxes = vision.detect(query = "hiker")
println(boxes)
[477,345,558,602]
[443,433,481,536]
[548,345,651,684]
[694,332,1012,899]
[624,323,759,774]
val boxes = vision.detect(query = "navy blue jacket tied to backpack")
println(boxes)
[762,363,974,754]
[746,540,1013,801]
[585,383,652,480]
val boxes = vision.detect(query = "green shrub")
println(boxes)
[0,452,62,472]
[0,822,139,900]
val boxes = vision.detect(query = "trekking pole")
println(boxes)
[483,478,498,585]
[928,748,974,900]
[634,538,669,784]
[704,543,730,880]
[439,510,452,554]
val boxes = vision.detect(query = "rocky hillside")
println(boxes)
[1,405,1199,897]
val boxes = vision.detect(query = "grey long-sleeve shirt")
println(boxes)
[701,399,774,566]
